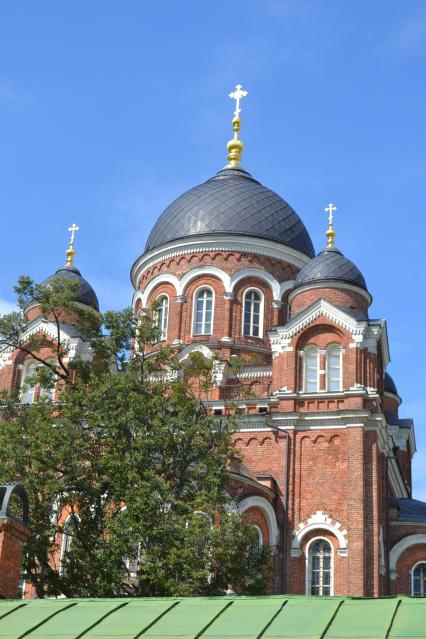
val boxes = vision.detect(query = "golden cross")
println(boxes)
[324,203,337,247]
[68,223,79,245]
[228,83,248,119]
[66,223,79,266]
[324,203,337,226]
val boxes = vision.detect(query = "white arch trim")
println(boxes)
[279,280,295,298]
[177,343,215,363]
[389,534,426,574]
[180,266,230,296]
[134,266,295,309]
[230,268,280,299]
[292,511,348,556]
[139,274,180,307]
[238,495,279,546]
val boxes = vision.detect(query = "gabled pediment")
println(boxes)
[268,298,389,364]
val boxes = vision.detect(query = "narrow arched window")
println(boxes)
[308,539,332,596]
[194,288,214,335]
[20,361,39,404]
[243,289,262,337]
[412,562,426,596]
[303,346,319,392]
[326,344,342,391]
[154,295,168,342]
[60,514,78,575]
[20,359,57,403]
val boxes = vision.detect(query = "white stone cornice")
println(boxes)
[131,234,310,288]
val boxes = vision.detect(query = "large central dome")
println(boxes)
[145,166,315,258]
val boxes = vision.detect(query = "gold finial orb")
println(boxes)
[226,84,248,167]
[324,203,337,247]
[66,223,79,266]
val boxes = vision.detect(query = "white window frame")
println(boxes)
[153,294,169,343]
[326,343,342,392]
[411,561,426,596]
[242,288,264,338]
[192,286,215,336]
[20,358,56,403]
[252,524,263,549]
[59,513,80,575]
[305,536,334,596]
[303,345,320,393]
[20,360,39,404]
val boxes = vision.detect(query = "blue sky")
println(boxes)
[1,1,425,497]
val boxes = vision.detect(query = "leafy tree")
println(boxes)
[0,277,271,597]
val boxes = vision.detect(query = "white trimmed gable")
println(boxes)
[268,298,389,366]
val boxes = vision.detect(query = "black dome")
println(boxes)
[42,265,99,311]
[294,246,367,291]
[384,372,398,396]
[145,167,315,258]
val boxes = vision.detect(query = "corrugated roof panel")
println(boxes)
[0,600,75,638]
[388,599,426,638]
[202,598,286,638]
[142,599,231,638]
[325,599,399,638]
[263,598,342,638]
[81,600,177,639]
[24,600,125,638]
[0,603,26,622]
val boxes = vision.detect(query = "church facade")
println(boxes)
[1,87,426,598]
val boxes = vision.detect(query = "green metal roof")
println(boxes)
[0,596,425,639]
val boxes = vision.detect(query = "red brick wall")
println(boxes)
[290,286,369,317]
[391,544,426,594]
[0,519,30,599]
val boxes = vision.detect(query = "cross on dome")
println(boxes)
[324,202,337,247]
[228,83,248,120]
[66,223,79,266]
[226,84,248,168]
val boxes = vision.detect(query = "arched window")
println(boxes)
[20,359,57,403]
[412,562,426,596]
[60,514,79,575]
[153,295,168,342]
[303,346,319,393]
[307,538,333,596]
[243,289,263,337]
[326,344,342,391]
[252,525,263,551]
[20,361,39,404]
[193,288,214,335]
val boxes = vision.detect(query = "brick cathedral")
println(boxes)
[1,86,426,599]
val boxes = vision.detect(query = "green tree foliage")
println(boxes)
[0,277,271,597]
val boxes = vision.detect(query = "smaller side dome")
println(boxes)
[384,372,398,397]
[42,264,99,311]
[294,246,367,292]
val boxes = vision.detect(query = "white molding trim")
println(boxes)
[135,273,180,308]
[131,234,311,288]
[389,534,426,576]
[177,343,214,362]
[134,265,297,311]
[238,495,279,546]
[181,266,230,296]
[268,298,390,367]
[230,268,280,299]
[291,510,348,557]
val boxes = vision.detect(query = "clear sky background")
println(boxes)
[1,1,425,497]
